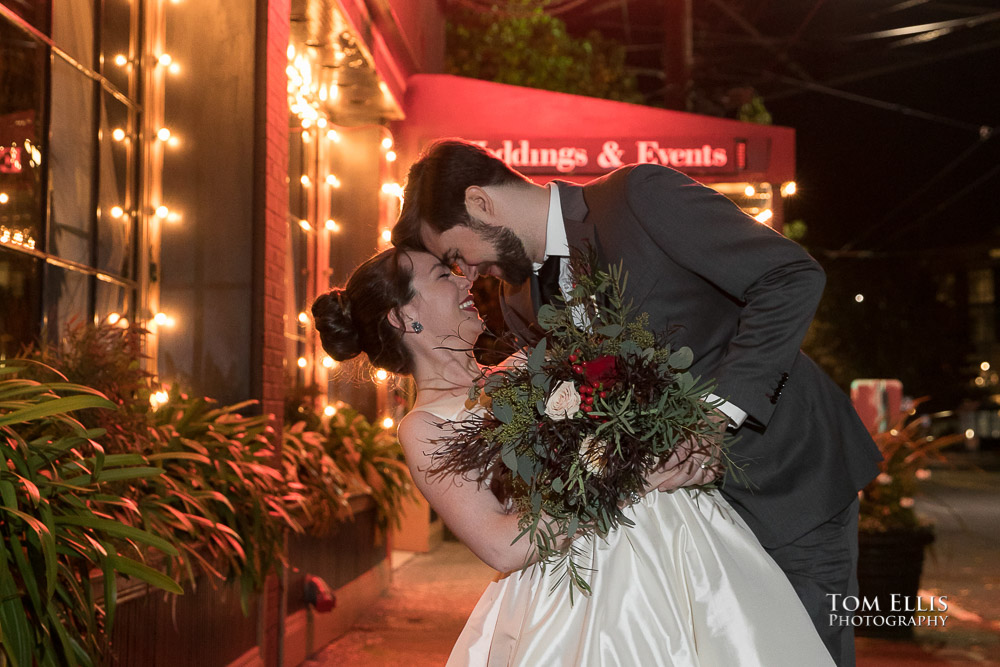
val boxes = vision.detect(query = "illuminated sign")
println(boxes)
[469,138,749,175]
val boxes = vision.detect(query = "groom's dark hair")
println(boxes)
[392,139,529,250]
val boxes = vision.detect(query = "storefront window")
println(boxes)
[0,1,143,352]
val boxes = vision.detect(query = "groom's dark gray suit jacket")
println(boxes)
[500,164,882,549]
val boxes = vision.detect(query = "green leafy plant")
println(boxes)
[859,399,963,534]
[0,364,182,667]
[446,0,642,103]
[324,406,413,534]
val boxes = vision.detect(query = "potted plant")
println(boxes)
[855,399,962,638]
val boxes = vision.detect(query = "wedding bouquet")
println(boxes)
[429,256,735,595]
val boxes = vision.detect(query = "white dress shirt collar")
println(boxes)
[534,182,569,271]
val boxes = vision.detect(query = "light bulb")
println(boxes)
[381,137,393,150]
[322,356,337,369]
[375,369,389,382]
[380,228,392,243]
[325,219,341,232]
[168,63,181,75]
[326,129,340,142]
[107,313,121,325]
[317,117,327,128]
[114,54,128,67]
[301,130,311,143]
[299,219,312,231]
[112,128,126,142]
[157,127,171,141]
[381,416,395,429]
[300,175,311,187]
[781,181,797,196]
[156,205,169,219]
[385,150,397,162]
[0,193,8,204]
[297,357,308,368]
[298,311,309,325]
[753,209,773,223]
[158,53,173,67]
[325,174,340,188]
[744,184,756,197]
[323,405,337,417]
[110,206,124,218]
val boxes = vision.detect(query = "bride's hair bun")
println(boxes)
[310,249,417,375]
[311,288,362,361]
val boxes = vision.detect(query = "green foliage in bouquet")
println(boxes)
[859,399,963,535]
[431,260,733,595]
[0,364,182,667]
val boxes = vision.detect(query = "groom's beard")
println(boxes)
[469,220,534,285]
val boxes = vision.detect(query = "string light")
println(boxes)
[381,136,393,150]
[381,182,403,200]
[325,174,341,188]
[754,209,773,224]
[316,117,327,128]
[325,219,341,232]
[112,128,126,142]
[322,356,337,369]
[781,181,797,197]
[301,131,311,143]
[110,206,124,218]
[298,311,309,325]
[157,127,171,142]
[299,219,312,231]
[150,390,170,409]
[381,416,395,429]
[374,369,389,382]
[323,404,337,417]
[300,175,311,187]
[297,357,308,368]
[744,184,756,197]
[0,193,8,204]
[153,312,176,327]
[981,361,991,371]
[156,205,170,219]
[168,62,181,75]
[380,228,392,243]
[385,150,397,162]
[855,294,865,303]
[326,129,340,142]
[114,54,128,67]
[107,313,122,325]
[157,53,173,67]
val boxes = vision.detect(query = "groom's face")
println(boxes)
[421,220,534,285]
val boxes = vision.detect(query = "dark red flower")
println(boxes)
[581,355,618,389]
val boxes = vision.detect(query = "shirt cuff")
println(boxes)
[706,393,748,428]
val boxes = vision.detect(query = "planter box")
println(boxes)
[856,529,935,639]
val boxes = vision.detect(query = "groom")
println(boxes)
[392,139,881,666]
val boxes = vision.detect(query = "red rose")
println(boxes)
[581,355,618,389]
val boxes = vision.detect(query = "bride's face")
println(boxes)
[403,251,484,342]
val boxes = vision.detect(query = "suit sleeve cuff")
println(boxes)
[706,393,748,428]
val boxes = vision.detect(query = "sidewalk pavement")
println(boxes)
[310,461,1000,666]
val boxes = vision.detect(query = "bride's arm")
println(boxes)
[397,411,546,573]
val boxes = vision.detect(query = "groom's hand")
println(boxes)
[654,414,728,491]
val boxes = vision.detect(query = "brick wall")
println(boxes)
[254,2,290,665]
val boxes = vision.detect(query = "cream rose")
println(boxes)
[545,381,581,420]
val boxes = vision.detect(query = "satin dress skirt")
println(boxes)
[447,488,835,666]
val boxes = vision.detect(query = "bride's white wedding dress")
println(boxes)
[421,397,835,667]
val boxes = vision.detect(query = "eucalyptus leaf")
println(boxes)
[668,347,694,369]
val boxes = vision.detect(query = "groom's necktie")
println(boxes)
[537,255,564,307]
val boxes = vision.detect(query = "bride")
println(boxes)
[312,248,834,666]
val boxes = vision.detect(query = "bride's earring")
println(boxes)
[411,321,424,333]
